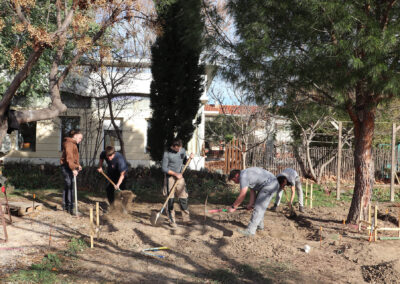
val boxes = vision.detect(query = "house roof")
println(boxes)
[205,104,260,115]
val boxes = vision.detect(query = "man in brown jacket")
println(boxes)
[60,129,82,215]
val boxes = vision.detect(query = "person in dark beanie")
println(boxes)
[97,146,128,206]
[60,129,83,215]
[271,168,304,213]
[162,139,194,228]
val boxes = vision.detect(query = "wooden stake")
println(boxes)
[0,199,8,242]
[359,199,362,232]
[49,224,52,247]
[398,209,400,238]
[368,204,371,224]
[339,234,342,245]
[33,193,35,212]
[305,179,308,207]
[90,208,94,249]
[204,194,208,223]
[390,123,396,202]
[96,202,99,228]
[374,205,378,241]
[336,121,342,200]
[310,183,313,209]
[320,226,322,248]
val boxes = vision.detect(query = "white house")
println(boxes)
[204,103,292,148]
[0,63,213,170]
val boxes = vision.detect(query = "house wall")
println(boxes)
[1,97,206,169]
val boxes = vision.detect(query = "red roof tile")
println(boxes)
[205,104,259,115]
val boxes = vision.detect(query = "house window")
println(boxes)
[60,117,80,150]
[61,92,91,109]
[18,122,36,152]
[103,119,122,152]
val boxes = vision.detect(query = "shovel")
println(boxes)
[283,188,297,219]
[150,156,192,226]
[74,176,79,216]
[99,171,136,213]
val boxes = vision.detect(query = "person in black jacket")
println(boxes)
[97,146,128,206]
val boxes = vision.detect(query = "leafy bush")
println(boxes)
[3,161,236,204]
[3,162,63,189]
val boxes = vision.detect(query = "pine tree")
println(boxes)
[148,0,204,161]
[227,0,400,222]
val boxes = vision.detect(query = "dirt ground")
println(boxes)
[2,192,400,284]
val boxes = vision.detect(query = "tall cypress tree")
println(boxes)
[148,0,204,162]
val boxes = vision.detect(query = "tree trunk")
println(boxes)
[306,140,317,181]
[347,104,376,223]
[317,153,337,184]
[0,118,8,155]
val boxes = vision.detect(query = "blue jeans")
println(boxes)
[61,165,74,209]
[247,179,279,234]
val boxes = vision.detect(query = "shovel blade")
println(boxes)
[150,210,162,226]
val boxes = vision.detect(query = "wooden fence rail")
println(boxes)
[224,139,245,174]
[246,144,397,182]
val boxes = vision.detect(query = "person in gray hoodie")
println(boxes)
[162,139,194,228]
[228,167,281,236]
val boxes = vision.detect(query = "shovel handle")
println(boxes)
[99,171,120,191]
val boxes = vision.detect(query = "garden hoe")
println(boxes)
[99,171,136,214]
[208,207,247,213]
[150,156,192,226]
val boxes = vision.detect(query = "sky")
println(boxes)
[207,74,238,105]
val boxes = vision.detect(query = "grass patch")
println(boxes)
[7,238,87,284]
[8,253,62,284]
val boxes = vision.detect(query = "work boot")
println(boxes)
[237,229,255,237]
[68,205,81,217]
[181,210,192,225]
[167,210,177,228]
[67,205,74,215]
[299,206,304,213]
[71,211,82,217]
[270,205,278,212]
[257,226,264,231]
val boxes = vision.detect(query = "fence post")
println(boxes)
[390,123,396,202]
[224,141,229,174]
[336,121,342,200]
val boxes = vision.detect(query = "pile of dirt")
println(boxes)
[362,261,400,283]
[109,191,136,214]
